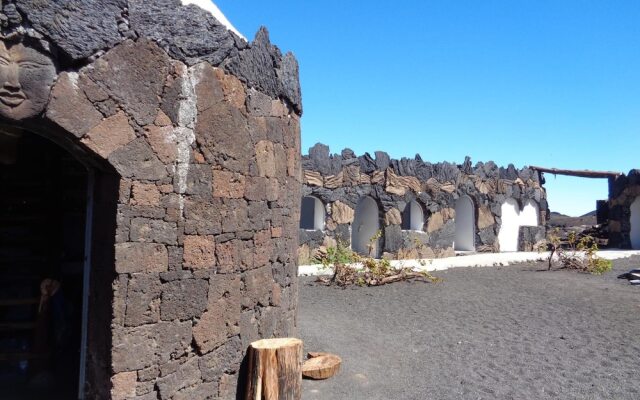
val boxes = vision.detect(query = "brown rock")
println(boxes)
[331,201,354,224]
[212,170,246,199]
[193,63,225,112]
[115,243,168,274]
[183,236,216,270]
[110,371,137,400]
[427,212,444,233]
[47,72,103,138]
[477,206,495,230]
[145,125,178,164]
[304,170,323,187]
[386,169,422,195]
[371,170,385,185]
[324,172,343,189]
[384,208,402,226]
[255,140,276,177]
[343,165,361,186]
[130,182,161,206]
[81,111,136,158]
[154,110,173,127]
[214,68,246,110]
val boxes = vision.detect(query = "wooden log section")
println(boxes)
[529,166,622,179]
[245,338,303,400]
[302,352,342,380]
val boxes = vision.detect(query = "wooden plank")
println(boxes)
[0,298,39,306]
[0,352,49,362]
[0,322,36,332]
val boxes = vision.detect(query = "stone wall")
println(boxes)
[0,1,301,399]
[608,169,640,249]
[299,144,548,261]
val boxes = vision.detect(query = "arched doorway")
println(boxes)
[300,196,325,230]
[352,197,381,257]
[631,196,640,250]
[401,200,424,231]
[498,198,520,252]
[454,196,475,251]
[0,132,92,399]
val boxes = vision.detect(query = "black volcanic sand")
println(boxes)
[299,255,640,400]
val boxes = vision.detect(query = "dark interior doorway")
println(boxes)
[0,131,88,399]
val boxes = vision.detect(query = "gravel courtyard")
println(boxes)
[299,255,640,400]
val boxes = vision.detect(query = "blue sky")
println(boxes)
[214,0,639,216]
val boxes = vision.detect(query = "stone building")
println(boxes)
[0,1,301,399]
[607,169,640,249]
[299,144,548,262]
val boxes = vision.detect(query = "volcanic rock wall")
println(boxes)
[299,144,548,261]
[608,170,640,249]
[0,1,301,399]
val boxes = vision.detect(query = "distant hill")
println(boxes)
[548,210,596,228]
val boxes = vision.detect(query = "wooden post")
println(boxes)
[245,338,303,400]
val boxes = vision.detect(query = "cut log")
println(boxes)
[529,166,622,179]
[244,338,303,400]
[302,353,342,380]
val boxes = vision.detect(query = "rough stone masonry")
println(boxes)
[299,144,548,261]
[0,1,302,399]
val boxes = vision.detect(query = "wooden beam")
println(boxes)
[529,166,622,179]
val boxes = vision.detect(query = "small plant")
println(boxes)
[539,229,612,275]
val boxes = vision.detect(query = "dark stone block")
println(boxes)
[129,0,238,66]
[160,279,208,321]
[374,151,390,171]
[383,225,402,253]
[87,39,171,126]
[359,152,377,174]
[199,336,242,382]
[125,274,162,327]
[16,0,125,61]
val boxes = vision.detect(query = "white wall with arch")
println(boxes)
[631,196,640,250]
[300,196,325,230]
[352,196,381,256]
[454,196,475,251]
[498,198,540,252]
[402,200,425,231]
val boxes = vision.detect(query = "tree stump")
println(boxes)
[244,338,303,400]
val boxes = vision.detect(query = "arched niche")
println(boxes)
[631,196,640,250]
[520,200,540,226]
[300,196,325,230]
[352,196,381,257]
[498,198,520,252]
[401,200,424,231]
[454,196,475,251]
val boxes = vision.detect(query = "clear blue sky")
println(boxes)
[214,0,639,217]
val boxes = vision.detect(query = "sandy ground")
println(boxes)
[299,255,640,400]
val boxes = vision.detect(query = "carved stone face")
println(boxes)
[0,41,56,120]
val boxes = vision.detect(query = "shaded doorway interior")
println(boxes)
[352,197,381,257]
[300,196,325,230]
[631,196,640,250]
[454,196,475,251]
[0,131,88,399]
[401,200,424,231]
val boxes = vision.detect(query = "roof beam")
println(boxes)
[529,166,622,179]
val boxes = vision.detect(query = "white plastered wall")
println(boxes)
[454,196,475,251]
[352,197,380,256]
[631,196,640,250]
[498,198,520,252]
[498,199,540,252]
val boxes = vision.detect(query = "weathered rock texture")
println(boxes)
[299,144,548,261]
[607,170,640,248]
[0,2,301,399]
